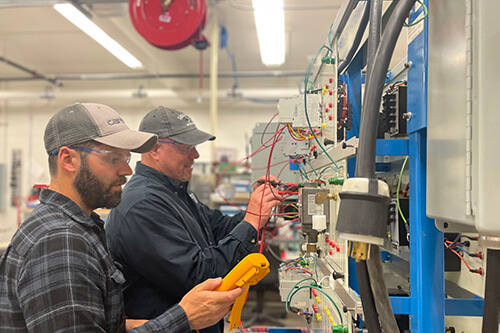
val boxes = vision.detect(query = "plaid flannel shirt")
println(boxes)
[0,189,190,333]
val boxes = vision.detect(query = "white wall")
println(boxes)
[0,99,277,244]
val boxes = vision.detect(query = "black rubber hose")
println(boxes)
[338,2,370,74]
[355,0,417,332]
[367,245,399,333]
[366,0,383,83]
[355,0,417,178]
[482,249,500,333]
[356,260,382,333]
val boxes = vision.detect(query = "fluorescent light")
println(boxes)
[252,0,285,67]
[53,3,143,69]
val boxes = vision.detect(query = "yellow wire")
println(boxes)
[288,124,307,140]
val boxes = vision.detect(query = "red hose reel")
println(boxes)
[129,0,208,50]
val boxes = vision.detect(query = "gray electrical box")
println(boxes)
[250,123,303,184]
[278,94,322,128]
[427,0,500,235]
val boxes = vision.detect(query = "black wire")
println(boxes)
[354,1,417,332]
[265,245,285,264]
[356,260,382,333]
[367,245,399,333]
[338,2,370,74]
[482,249,500,333]
[366,0,383,84]
[355,0,417,178]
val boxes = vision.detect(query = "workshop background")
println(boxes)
[1,1,496,332]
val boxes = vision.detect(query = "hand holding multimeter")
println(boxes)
[216,253,270,330]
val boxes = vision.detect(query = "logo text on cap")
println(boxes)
[107,118,125,126]
[177,114,194,127]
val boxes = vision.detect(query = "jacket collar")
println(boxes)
[135,161,190,192]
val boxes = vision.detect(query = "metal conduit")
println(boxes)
[0,70,307,83]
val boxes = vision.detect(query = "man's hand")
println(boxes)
[125,319,148,331]
[179,278,244,330]
[245,175,283,230]
[252,175,281,192]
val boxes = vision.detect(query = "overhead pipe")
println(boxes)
[0,56,62,87]
[0,0,125,8]
[0,70,307,83]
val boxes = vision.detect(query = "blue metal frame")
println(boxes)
[341,1,483,331]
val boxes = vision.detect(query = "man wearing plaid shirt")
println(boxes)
[0,103,243,332]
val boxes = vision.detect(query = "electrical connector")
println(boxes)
[321,56,335,64]
[328,177,345,185]
[470,252,483,259]
[469,268,483,275]
[332,325,348,333]
[350,241,368,261]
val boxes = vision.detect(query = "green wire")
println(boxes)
[404,0,428,27]
[285,278,318,311]
[318,165,338,180]
[280,258,302,269]
[297,160,310,181]
[327,22,335,47]
[305,158,319,179]
[397,156,409,224]
[303,44,340,171]
[286,285,344,325]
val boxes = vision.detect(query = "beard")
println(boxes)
[73,157,126,210]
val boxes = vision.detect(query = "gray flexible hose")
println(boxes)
[367,245,399,333]
[338,2,370,74]
[356,260,382,333]
[356,0,417,178]
[355,0,417,332]
[366,0,383,84]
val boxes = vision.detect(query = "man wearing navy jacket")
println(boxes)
[106,106,282,333]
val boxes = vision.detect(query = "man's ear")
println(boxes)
[57,146,80,173]
[147,143,161,159]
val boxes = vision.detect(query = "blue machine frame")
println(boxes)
[342,1,483,331]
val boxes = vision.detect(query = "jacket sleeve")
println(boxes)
[114,194,257,300]
[131,304,190,333]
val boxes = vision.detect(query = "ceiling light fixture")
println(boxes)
[252,0,285,67]
[53,3,143,69]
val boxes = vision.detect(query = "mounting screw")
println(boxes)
[404,61,413,69]
[402,112,412,120]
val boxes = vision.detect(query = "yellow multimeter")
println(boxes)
[216,253,270,330]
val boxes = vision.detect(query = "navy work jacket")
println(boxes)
[106,162,257,333]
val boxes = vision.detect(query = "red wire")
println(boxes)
[445,241,472,270]
[276,159,291,179]
[251,160,288,171]
[285,267,313,275]
[258,124,283,252]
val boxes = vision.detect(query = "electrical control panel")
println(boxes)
[279,94,322,128]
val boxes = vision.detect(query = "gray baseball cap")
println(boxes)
[139,106,215,145]
[44,103,158,154]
